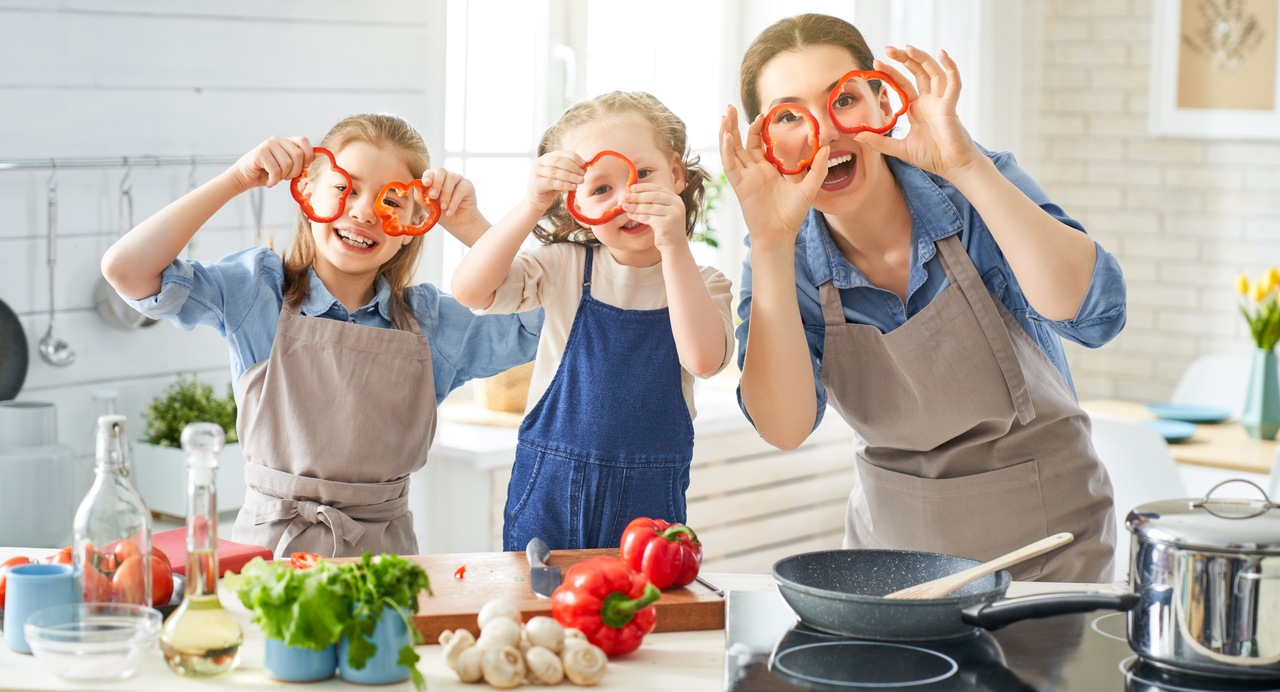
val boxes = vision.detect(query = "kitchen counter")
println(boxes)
[0,547,1116,691]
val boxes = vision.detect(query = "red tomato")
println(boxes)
[111,540,143,566]
[49,546,74,565]
[83,563,112,603]
[1,555,34,608]
[150,557,174,607]
[291,552,321,570]
[152,547,171,569]
[111,555,147,605]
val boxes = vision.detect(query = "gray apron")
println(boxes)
[821,235,1114,582]
[231,297,436,558]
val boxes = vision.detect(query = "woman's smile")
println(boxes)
[822,151,857,191]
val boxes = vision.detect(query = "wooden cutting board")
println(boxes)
[403,549,725,641]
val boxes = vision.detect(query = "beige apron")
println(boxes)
[231,297,436,558]
[821,235,1114,582]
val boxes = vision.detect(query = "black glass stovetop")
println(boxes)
[724,590,1280,691]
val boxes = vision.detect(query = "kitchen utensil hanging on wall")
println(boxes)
[94,159,158,330]
[38,168,76,367]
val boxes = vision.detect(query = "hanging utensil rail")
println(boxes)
[0,155,238,172]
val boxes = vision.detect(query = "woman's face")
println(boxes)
[755,44,894,216]
[302,141,418,281]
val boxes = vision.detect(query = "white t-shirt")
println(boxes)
[477,243,734,418]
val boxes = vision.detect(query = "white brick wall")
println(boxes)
[1033,0,1275,402]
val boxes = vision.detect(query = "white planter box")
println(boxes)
[131,442,247,518]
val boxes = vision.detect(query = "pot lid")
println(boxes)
[1127,479,1280,553]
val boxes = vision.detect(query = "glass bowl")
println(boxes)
[23,603,162,682]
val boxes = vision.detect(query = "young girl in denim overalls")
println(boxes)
[452,92,735,551]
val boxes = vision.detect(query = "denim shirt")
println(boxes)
[125,247,544,407]
[735,150,1127,429]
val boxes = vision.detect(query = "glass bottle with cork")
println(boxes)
[73,414,152,605]
[160,422,243,676]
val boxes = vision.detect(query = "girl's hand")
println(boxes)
[854,46,984,181]
[718,105,829,249]
[622,184,688,255]
[228,136,311,193]
[528,150,585,211]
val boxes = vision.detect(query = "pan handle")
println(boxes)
[960,592,1138,631]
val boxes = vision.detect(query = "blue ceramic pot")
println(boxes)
[1242,348,1280,441]
[264,638,337,682]
[338,606,412,684]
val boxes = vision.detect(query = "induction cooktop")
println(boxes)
[724,590,1280,691]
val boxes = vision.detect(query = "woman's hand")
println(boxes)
[855,46,984,181]
[622,183,688,256]
[527,150,585,212]
[228,136,311,193]
[719,105,829,249]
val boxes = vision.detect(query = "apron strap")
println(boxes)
[818,281,848,328]
[582,245,595,297]
[936,236,1035,425]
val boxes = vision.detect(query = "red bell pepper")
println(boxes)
[375,180,441,237]
[828,69,910,135]
[453,565,467,580]
[550,556,660,656]
[290,552,321,570]
[565,150,637,226]
[619,517,702,589]
[289,147,352,223]
[761,103,820,175]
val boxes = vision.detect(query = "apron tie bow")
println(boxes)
[252,498,366,558]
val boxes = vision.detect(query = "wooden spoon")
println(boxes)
[883,532,1074,600]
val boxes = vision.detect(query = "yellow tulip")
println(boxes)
[1268,267,1280,293]
[1236,273,1250,296]
[1250,282,1267,302]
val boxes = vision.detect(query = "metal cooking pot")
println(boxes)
[1127,479,1280,679]
[772,548,1137,641]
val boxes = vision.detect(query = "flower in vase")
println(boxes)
[1235,267,1280,351]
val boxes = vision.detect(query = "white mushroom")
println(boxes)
[524,616,565,653]
[524,646,565,685]
[478,599,523,629]
[439,628,477,667]
[562,627,589,648]
[476,615,522,650]
[481,645,526,689]
[453,646,484,683]
[562,642,608,686]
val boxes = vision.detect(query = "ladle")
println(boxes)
[38,168,75,367]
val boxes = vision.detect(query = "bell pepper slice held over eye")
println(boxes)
[289,147,352,224]
[828,69,911,135]
[761,104,820,176]
[375,180,442,237]
[565,150,638,226]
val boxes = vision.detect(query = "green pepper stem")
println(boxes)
[599,584,661,629]
[659,524,700,545]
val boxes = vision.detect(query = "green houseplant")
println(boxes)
[133,374,247,517]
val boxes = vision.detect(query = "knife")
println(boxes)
[526,537,561,598]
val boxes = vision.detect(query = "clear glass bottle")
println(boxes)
[73,414,152,605]
[160,422,243,676]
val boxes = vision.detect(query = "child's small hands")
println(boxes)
[230,136,312,193]
[528,150,584,211]
[622,184,688,255]
[422,167,476,219]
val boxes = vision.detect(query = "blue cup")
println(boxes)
[4,563,79,653]
[264,638,337,682]
[338,606,413,685]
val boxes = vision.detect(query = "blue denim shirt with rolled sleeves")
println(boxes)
[124,247,544,406]
[735,150,1127,430]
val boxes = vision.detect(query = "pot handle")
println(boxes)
[1192,479,1279,519]
[960,592,1139,631]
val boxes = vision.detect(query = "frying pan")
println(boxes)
[0,297,28,400]
[772,549,1137,641]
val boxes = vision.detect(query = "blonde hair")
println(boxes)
[279,113,430,326]
[534,91,709,246]
[740,14,878,121]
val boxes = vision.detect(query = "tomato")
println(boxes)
[111,539,143,566]
[151,555,175,607]
[111,555,147,605]
[152,546,171,569]
[1,555,34,608]
[291,552,321,570]
[49,546,74,565]
[83,563,112,602]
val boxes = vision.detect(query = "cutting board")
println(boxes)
[404,549,724,641]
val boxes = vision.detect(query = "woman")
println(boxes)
[720,14,1126,582]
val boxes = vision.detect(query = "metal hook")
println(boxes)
[119,157,132,194]
[188,155,198,191]
[45,158,57,193]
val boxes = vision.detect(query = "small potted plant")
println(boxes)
[1235,268,1280,439]
[133,374,246,516]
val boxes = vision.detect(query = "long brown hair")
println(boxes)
[278,113,430,326]
[740,14,877,122]
[534,91,709,247]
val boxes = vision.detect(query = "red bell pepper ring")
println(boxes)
[550,556,660,657]
[565,150,638,226]
[375,180,442,237]
[761,103,820,176]
[290,552,321,570]
[828,69,911,135]
[289,147,352,223]
[619,517,703,590]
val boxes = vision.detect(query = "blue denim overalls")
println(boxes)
[502,246,694,550]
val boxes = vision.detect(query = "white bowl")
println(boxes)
[23,603,161,682]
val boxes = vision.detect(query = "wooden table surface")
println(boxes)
[1082,399,1279,475]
